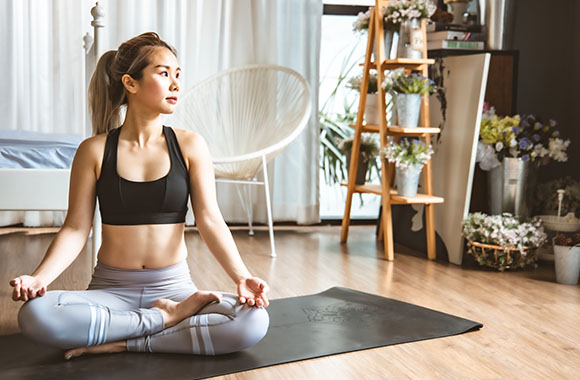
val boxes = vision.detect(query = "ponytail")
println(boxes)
[89,50,123,135]
[88,32,178,135]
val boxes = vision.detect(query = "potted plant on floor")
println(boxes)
[338,134,380,185]
[382,138,433,196]
[347,72,380,125]
[553,232,580,285]
[382,68,434,128]
[476,107,571,217]
[461,212,547,271]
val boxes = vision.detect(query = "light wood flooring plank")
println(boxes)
[1,225,579,379]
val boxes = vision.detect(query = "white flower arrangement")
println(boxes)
[462,212,547,271]
[476,103,570,171]
[462,212,547,252]
[382,138,433,170]
[352,0,437,33]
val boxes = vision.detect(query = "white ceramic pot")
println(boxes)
[365,94,379,125]
[553,244,580,285]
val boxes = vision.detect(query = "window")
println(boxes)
[320,2,381,219]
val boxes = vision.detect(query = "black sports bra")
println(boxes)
[96,126,190,225]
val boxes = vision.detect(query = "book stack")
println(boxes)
[426,22,485,51]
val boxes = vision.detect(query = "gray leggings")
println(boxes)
[17,261,269,354]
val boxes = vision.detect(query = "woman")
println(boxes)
[9,32,270,360]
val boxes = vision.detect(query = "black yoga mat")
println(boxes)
[0,287,482,380]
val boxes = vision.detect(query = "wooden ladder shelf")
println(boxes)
[340,0,444,261]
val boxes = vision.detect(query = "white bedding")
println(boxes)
[0,130,83,227]
[0,130,82,169]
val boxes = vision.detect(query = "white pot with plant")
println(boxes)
[382,138,433,196]
[353,1,436,60]
[339,135,380,185]
[461,212,547,271]
[553,233,580,285]
[382,68,434,128]
[348,72,379,125]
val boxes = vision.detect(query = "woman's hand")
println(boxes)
[10,275,47,302]
[237,277,270,307]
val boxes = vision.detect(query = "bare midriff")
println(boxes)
[97,223,188,269]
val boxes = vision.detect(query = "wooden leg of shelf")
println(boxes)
[341,189,354,243]
[425,203,436,260]
[381,197,394,261]
[377,210,384,241]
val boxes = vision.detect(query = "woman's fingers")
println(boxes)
[12,282,21,301]
[239,296,247,304]
[38,287,47,297]
[27,288,37,299]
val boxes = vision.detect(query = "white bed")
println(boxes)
[0,2,104,265]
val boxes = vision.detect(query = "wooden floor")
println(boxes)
[1,225,579,379]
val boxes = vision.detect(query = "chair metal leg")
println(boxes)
[261,154,276,257]
[246,184,254,236]
[235,183,254,236]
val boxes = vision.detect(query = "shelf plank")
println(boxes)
[348,123,380,133]
[340,183,444,204]
[361,58,435,70]
[348,124,440,135]
[387,126,440,135]
[390,192,444,205]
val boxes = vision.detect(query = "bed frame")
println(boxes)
[0,2,104,266]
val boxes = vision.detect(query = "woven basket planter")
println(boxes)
[467,240,538,271]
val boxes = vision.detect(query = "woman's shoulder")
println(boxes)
[169,127,210,162]
[75,133,107,161]
[170,127,207,149]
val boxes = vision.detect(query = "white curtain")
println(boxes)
[0,0,321,226]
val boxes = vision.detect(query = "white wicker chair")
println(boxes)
[169,65,312,257]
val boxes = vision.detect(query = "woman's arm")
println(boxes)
[10,137,101,301]
[181,131,269,307]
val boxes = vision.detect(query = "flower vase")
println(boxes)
[373,30,399,60]
[395,93,421,127]
[489,157,536,217]
[553,245,580,285]
[396,163,423,197]
[346,151,370,185]
[365,94,379,125]
[397,18,423,59]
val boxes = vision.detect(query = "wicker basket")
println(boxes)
[466,240,538,271]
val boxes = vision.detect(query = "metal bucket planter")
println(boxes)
[489,157,536,217]
[553,245,580,285]
[395,93,421,127]
[397,18,423,59]
[396,163,423,197]
[373,30,398,60]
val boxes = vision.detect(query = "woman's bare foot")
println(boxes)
[64,340,126,360]
[153,291,222,328]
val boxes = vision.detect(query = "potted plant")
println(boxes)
[382,138,433,196]
[553,232,580,285]
[338,134,380,185]
[382,68,434,128]
[462,212,547,271]
[476,105,571,217]
[352,1,436,59]
[347,72,379,125]
[390,0,436,59]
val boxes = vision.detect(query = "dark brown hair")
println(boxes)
[88,32,177,135]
